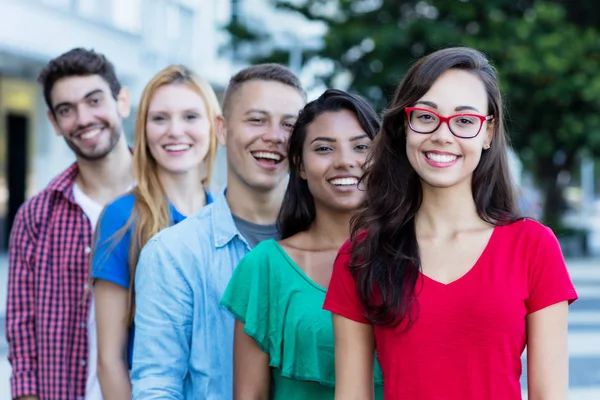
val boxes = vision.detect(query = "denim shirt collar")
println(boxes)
[211,189,247,248]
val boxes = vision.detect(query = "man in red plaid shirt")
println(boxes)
[5,48,135,400]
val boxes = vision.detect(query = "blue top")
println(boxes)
[130,190,272,400]
[91,191,213,367]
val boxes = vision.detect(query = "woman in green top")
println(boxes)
[221,89,383,399]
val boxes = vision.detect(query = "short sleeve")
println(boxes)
[91,198,134,289]
[323,239,370,324]
[220,242,274,352]
[527,224,578,314]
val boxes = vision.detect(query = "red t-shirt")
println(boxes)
[323,219,578,400]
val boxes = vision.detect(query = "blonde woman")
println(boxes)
[90,65,221,399]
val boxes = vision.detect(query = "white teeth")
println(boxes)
[329,177,358,186]
[252,151,281,161]
[164,144,191,151]
[81,129,101,140]
[426,153,458,163]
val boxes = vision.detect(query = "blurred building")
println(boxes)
[0,0,237,249]
[0,0,347,250]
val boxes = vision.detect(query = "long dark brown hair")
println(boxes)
[349,47,521,328]
[277,89,381,239]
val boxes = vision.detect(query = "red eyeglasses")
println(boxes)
[405,107,494,138]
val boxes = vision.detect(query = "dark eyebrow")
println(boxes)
[414,100,480,113]
[350,134,369,141]
[53,89,104,112]
[311,136,335,144]
[311,134,369,144]
[454,105,480,112]
[84,89,104,99]
[414,100,438,109]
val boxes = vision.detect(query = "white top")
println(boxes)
[73,183,104,400]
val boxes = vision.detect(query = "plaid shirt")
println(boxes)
[6,163,93,400]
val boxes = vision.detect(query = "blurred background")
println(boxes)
[0,0,598,398]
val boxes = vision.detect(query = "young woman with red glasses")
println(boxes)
[323,47,578,400]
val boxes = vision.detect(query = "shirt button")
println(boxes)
[80,359,86,367]
[83,283,89,290]
[84,247,92,254]
[78,397,84,400]
[81,321,86,328]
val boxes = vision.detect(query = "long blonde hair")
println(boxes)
[126,65,221,323]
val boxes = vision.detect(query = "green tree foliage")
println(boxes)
[226,0,600,231]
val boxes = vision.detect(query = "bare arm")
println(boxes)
[233,320,270,400]
[527,301,569,400]
[332,314,375,400]
[95,280,132,400]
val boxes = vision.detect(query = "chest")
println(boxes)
[31,202,93,333]
[280,285,334,348]
[374,252,530,365]
[418,228,494,285]
[283,249,336,290]
[35,203,93,276]
[205,239,251,304]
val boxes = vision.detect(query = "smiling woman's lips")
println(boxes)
[164,144,192,151]
[329,177,359,186]
[423,151,460,168]
[424,152,459,162]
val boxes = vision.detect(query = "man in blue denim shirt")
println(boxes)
[130,64,306,399]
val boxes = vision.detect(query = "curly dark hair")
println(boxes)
[38,48,121,113]
[349,47,521,328]
[277,88,381,239]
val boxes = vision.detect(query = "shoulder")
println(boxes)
[495,218,564,271]
[253,238,279,254]
[103,192,136,218]
[96,193,136,237]
[155,203,215,245]
[498,218,558,247]
[140,204,217,266]
[336,234,362,262]
[239,239,278,265]
[14,190,55,236]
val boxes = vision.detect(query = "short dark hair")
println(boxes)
[222,63,306,117]
[277,88,381,239]
[38,48,121,112]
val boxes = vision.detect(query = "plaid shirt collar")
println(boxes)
[45,162,79,203]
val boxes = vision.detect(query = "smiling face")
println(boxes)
[217,79,305,192]
[301,109,371,212]
[406,68,494,190]
[145,83,211,176]
[49,74,130,161]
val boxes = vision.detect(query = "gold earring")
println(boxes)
[483,143,491,150]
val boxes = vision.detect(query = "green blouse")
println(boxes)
[221,239,384,399]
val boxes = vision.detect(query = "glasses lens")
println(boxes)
[409,110,439,133]
[450,115,481,138]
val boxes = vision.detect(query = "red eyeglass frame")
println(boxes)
[404,107,494,138]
